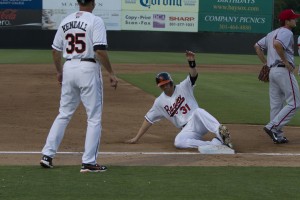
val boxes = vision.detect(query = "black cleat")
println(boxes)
[263,127,278,143]
[274,137,289,144]
[80,163,107,173]
[40,155,53,168]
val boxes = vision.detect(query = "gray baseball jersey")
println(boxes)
[256,27,300,139]
[257,27,295,68]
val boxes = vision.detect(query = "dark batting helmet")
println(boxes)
[77,0,93,5]
[155,72,173,87]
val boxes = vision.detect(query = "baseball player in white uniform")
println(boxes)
[254,9,300,144]
[298,35,300,75]
[126,51,233,152]
[40,0,118,173]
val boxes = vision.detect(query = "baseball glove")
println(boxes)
[258,64,270,82]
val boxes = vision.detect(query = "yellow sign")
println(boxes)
[122,0,199,12]
[122,11,198,32]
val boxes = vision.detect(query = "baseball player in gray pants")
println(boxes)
[254,9,300,144]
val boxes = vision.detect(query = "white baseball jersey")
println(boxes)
[52,11,107,59]
[145,75,199,129]
[145,75,223,149]
[256,27,295,67]
[42,11,108,165]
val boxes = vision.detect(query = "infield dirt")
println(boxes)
[1,64,300,166]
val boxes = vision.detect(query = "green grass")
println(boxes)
[0,49,277,65]
[1,49,300,199]
[2,49,300,125]
[118,72,300,126]
[1,166,300,200]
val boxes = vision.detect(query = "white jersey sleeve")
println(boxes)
[256,36,267,51]
[145,75,199,129]
[52,24,64,52]
[145,99,165,124]
[298,36,300,56]
[93,17,107,47]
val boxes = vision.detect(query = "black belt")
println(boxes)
[66,58,96,63]
[277,64,285,68]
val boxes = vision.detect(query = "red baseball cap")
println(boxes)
[278,9,300,21]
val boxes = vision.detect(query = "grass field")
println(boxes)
[2,49,300,125]
[0,49,269,64]
[1,166,300,200]
[1,50,300,199]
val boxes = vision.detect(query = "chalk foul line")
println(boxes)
[0,151,300,156]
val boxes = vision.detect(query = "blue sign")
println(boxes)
[0,0,42,9]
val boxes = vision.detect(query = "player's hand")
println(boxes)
[110,74,118,89]
[185,50,195,61]
[125,137,138,144]
[57,72,62,85]
[284,62,294,73]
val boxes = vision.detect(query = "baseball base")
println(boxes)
[198,145,235,154]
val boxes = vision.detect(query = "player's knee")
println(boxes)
[174,137,187,149]
[57,112,72,121]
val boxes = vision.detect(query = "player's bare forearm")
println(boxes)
[254,44,267,65]
[95,50,114,73]
[52,49,63,84]
[125,119,152,144]
[185,50,197,77]
[52,49,63,73]
[95,50,118,88]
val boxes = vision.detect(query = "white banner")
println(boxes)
[122,0,199,12]
[43,0,121,10]
[42,0,121,30]
[122,11,198,32]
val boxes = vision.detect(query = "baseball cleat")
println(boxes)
[219,125,233,149]
[274,137,289,144]
[263,127,278,143]
[40,155,53,168]
[80,163,107,173]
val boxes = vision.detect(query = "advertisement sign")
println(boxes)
[122,11,198,32]
[122,0,199,12]
[0,9,41,28]
[0,0,41,29]
[43,0,121,10]
[0,0,42,9]
[0,0,274,33]
[199,0,273,14]
[42,0,121,30]
[198,0,273,33]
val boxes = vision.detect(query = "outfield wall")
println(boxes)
[1,29,267,54]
